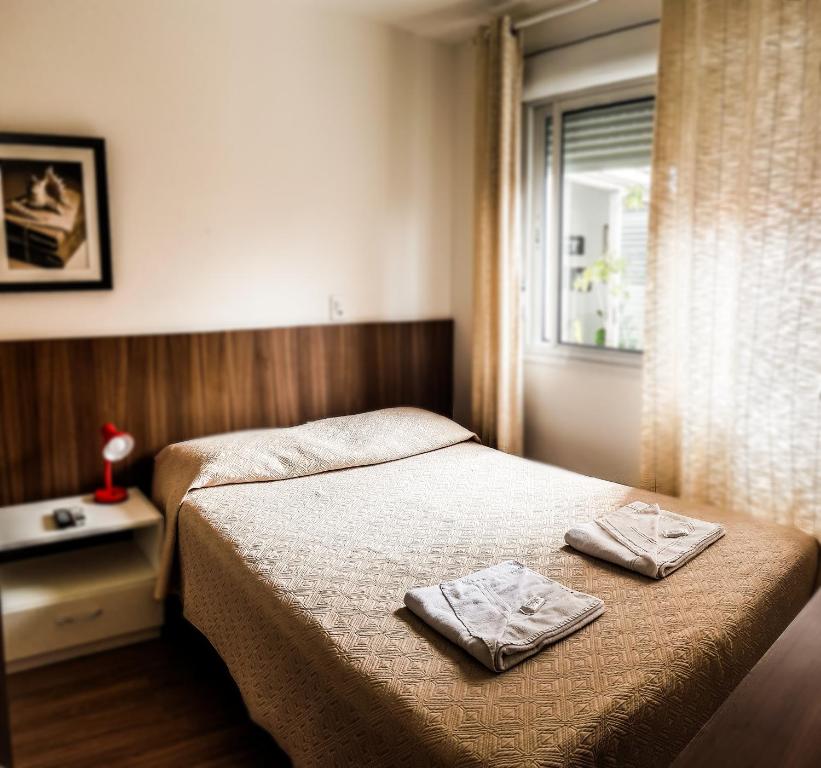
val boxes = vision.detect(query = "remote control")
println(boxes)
[53,508,75,528]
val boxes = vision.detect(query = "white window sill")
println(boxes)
[524,342,643,371]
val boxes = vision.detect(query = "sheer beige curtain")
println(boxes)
[642,0,821,537]
[471,17,524,454]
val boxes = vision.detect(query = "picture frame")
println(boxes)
[0,133,112,292]
[568,235,585,256]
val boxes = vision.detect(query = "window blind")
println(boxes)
[562,99,654,172]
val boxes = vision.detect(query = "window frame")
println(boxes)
[523,78,656,367]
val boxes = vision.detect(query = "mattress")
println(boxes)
[153,408,818,767]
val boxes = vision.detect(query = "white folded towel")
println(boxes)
[404,560,604,672]
[564,501,725,579]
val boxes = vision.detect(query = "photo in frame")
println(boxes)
[0,133,112,292]
[568,235,585,256]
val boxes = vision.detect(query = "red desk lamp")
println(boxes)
[94,423,134,504]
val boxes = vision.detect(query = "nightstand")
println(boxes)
[0,488,164,673]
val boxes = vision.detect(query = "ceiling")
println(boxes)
[311,0,661,53]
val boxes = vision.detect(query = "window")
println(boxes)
[527,90,655,357]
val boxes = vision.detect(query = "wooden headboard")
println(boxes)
[0,319,453,506]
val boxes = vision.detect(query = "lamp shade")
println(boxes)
[95,423,134,504]
[100,423,134,462]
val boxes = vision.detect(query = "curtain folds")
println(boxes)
[471,17,524,454]
[642,0,821,538]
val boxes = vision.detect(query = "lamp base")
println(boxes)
[94,486,129,504]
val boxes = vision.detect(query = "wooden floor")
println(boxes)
[6,619,291,768]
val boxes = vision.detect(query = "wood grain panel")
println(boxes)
[0,320,453,506]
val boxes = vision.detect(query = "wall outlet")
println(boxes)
[328,294,345,322]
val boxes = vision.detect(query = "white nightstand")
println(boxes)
[0,488,164,673]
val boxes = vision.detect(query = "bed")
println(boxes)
[153,407,817,768]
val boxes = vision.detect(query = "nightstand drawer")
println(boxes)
[3,577,162,665]
[1,540,164,671]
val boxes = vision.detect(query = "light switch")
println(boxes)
[328,294,345,322]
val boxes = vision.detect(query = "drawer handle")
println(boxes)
[55,608,103,626]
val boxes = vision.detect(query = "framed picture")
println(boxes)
[0,133,112,292]
[568,235,585,256]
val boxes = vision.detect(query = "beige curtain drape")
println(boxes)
[471,16,524,454]
[642,0,821,537]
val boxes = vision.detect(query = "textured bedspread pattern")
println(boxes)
[153,408,818,768]
[153,407,476,598]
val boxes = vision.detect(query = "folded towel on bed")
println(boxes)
[404,560,604,672]
[564,501,725,579]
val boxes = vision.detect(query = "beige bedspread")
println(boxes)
[153,408,818,767]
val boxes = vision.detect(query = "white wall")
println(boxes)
[524,357,642,484]
[451,24,658,485]
[0,0,455,340]
[3,1,657,484]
